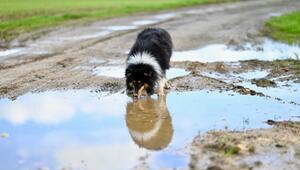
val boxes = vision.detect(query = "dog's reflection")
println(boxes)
[126,95,173,150]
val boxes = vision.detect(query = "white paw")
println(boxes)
[158,92,165,96]
[165,81,172,89]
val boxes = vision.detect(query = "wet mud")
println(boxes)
[190,121,300,170]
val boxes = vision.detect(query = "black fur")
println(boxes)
[125,28,173,96]
[128,28,173,73]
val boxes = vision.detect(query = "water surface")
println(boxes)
[172,39,300,62]
[0,88,299,170]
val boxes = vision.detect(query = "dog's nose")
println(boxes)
[133,93,138,98]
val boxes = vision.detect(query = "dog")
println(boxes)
[125,28,173,99]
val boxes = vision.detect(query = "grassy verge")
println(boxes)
[0,0,234,42]
[264,10,300,45]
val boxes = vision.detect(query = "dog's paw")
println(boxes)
[158,92,165,96]
[164,81,172,89]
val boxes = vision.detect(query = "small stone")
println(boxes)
[1,133,9,139]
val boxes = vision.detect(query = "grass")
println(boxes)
[0,0,234,42]
[205,142,240,156]
[204,135,241,156]
[265,10,300,45]
[295,149,300,158]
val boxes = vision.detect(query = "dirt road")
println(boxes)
[0,0,300,99]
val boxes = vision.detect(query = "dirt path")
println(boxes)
[0,0,300,99]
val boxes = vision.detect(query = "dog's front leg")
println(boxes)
[158,78,167,96]
[165,80,172,89]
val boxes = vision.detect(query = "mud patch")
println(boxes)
[251,78,277,87]
[190,121,300,170]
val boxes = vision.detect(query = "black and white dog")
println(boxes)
[125,28,173,99]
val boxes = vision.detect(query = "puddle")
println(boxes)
[154,13,177,20]
[172,39,300,62]
[236,80,300,103]
[233,70,269,80]
[166,68,189,79]
[93,66,125,78]
[131,20,158,26]
[202,69,300,103]
[0,88,299,169]
[229,70,299,103]
[57,31,112,40]
[0,48,25,58]
[104,26,137,31]
[92,65,189,79]
[201,70,269,84]
[268,12,283,17]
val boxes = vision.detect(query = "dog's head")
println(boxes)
[125,64,158,98]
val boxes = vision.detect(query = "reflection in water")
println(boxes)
[126,96,173,150]
[0,89,299,169]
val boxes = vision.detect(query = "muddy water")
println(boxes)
[0,86,299,169]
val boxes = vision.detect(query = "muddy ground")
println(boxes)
[189,121,300,170]
[0,0,300,169]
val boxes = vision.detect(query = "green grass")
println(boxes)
[295,149,300,159]
[0,0,234,42]
[265,10,300,45]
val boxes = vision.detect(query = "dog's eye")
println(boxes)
[138,80,141,84]
[129,82,134,87]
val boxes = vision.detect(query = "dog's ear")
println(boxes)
[125,68,132,77]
